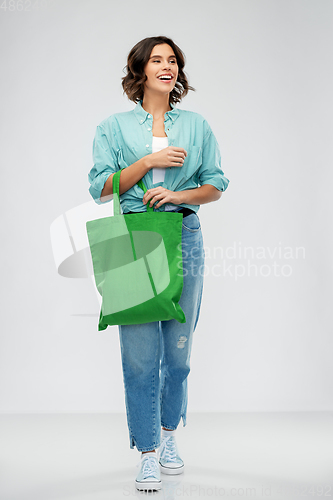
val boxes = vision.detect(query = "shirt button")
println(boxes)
[146,144,149,148]
[148,114,151,118]
[147,127,151,131]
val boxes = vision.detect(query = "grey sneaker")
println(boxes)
[135,454,162,491]
[158,434,184,475]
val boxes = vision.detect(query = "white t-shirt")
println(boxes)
[152,136,177,211]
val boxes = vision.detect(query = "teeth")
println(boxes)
[159,76,172,80]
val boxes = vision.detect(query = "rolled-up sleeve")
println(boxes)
[88,124,119,204]
[197,121,230,192]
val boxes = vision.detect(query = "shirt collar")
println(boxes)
[134,99,179,124]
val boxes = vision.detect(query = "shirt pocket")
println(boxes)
[180,145,202,180]
[170,145,202,190]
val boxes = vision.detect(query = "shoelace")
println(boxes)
[136,455,159,478]
[158,435,178,462]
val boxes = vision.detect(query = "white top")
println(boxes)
[151,136,176,211]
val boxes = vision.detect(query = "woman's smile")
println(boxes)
[157,74,174,83]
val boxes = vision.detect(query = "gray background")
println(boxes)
[1,0,332,413]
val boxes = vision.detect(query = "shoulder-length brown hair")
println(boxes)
[121,36,195,105]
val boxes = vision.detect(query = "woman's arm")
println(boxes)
[100,157,150,201]
[142,184,222,209]
[89,124,152,204]
[100,146,187,201]
[178,184,222,204]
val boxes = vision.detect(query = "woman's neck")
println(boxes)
[141,94,172,120]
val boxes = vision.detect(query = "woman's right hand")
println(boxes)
[147,146,187,169]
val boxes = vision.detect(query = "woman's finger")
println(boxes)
[149,194,166,206]
[149,192,170,207]
[144,188,168,203]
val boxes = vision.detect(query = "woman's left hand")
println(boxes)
[142,187,183,209]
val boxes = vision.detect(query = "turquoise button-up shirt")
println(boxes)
[88,99,230,213]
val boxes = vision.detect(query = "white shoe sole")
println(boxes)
[135,479,162,491]
[159,463,184,475]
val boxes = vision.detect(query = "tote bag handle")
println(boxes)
[112,169,154,216]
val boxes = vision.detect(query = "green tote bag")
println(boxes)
[86,168,186,331]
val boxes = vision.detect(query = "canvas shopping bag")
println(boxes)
[86,168,186,330]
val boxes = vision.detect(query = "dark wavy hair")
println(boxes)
[121,36,195,105]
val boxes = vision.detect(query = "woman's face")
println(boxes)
[143,43,179,96]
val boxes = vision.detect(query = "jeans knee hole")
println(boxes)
[177,336,187,348]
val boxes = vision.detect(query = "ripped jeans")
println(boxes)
[118,213,205,452]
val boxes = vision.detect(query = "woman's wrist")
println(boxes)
[143,154,153,171]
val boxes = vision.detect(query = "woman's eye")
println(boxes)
[153,60,177,63]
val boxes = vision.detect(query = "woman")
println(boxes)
[88,36,230,491]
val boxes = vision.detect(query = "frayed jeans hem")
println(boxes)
[161,412,187,431]
[130,434,161,452]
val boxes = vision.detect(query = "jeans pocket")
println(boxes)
[182,213,201,233]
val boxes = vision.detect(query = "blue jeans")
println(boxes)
[118,213,205,452]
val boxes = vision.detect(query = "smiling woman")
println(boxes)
[121,36,194,105]
[87,35,230,492]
